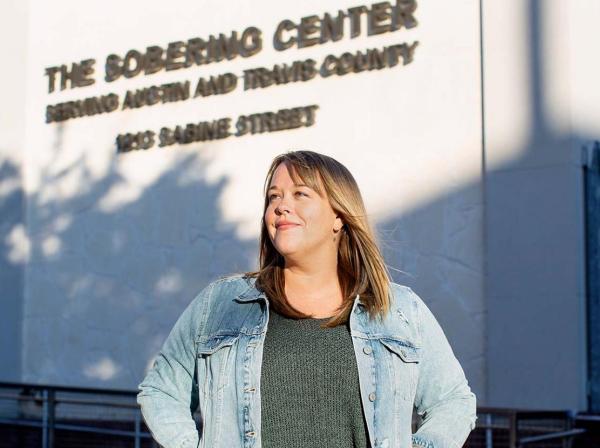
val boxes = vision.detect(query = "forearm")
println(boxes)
[408,286,478,447]
[136,284,212,448]
[137,386,199,448]
[411,389,477,448]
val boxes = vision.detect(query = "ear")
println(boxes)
[333,216,344,233]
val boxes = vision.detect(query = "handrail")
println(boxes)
[518,428,586,445]
[476,407,589,448]
[0,392,139,409]
[0,381,137,396]
[0,382,155,448]
[1,382,595,448]
[0,417,153,438]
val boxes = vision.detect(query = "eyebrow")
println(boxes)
[267,184,308,191]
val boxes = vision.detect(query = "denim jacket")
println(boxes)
[137,274,477,448]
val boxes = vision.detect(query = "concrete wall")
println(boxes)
[482,0,600,410]
[2,0,595,413]
[3,0,597,413]
[0,0,28,383]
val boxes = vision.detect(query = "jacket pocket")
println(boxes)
[379,338,421,363]
[196,334,240,398]
[378,337,421,402]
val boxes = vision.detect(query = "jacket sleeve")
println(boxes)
[137,282,214,448]
[408,288,478,448]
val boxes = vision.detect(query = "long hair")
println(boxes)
[244,150,392,327]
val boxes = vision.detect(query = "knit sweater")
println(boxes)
[260,307,370,448]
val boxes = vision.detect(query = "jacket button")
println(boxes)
[368,392,376,401]
[363,346,372,355]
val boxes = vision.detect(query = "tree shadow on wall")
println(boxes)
[0,159,25,383]
[7,124,258,389]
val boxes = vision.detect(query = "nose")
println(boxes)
[275,196,291,215]
[275,203,290,215]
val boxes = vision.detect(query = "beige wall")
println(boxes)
[18,0,486,395]
[8,0,597,413]
[0,0,600,409]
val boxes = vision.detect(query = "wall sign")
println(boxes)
[42,0,419,153]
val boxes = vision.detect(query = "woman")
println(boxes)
[137,150,477,448]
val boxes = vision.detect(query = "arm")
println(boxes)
[408,288,478,448]
[137,282,214,448]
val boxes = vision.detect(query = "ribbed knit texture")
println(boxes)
[260,307,370,448]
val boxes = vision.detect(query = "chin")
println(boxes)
[272,242,304,259]
[273,245,299,257]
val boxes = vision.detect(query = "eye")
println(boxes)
[295,191,308,197]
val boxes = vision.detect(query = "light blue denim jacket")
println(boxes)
[137,274,477,448]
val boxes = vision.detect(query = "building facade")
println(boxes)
[1,0,599,412]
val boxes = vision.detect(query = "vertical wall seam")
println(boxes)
[478,0,489,406]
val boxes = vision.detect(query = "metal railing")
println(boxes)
[471,407,587,448]
[0,382,593,448]
[0,382,157,448]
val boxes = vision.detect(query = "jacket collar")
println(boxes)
[235,277,268,302]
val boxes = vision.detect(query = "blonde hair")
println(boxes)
[244,150,392,327]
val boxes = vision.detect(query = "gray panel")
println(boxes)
[485,164,586,410]
[584,142,600,412]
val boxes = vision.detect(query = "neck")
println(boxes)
[282,260,343,317]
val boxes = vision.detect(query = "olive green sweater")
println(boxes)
[260,307,370,448]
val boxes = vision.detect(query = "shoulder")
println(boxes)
[360,281,423,345]
[388,282,451,344]
[388,281,422,310]
[183,274,256,338]
[183,273,250,310]
[386,281,430,334]
[210,272,252,288]
[196,273,261,310]
[196,273,254,301]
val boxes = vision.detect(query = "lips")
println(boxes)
[277,224,298,230]
[275,221,299,230]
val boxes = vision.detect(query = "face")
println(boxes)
[264,163,343,261]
